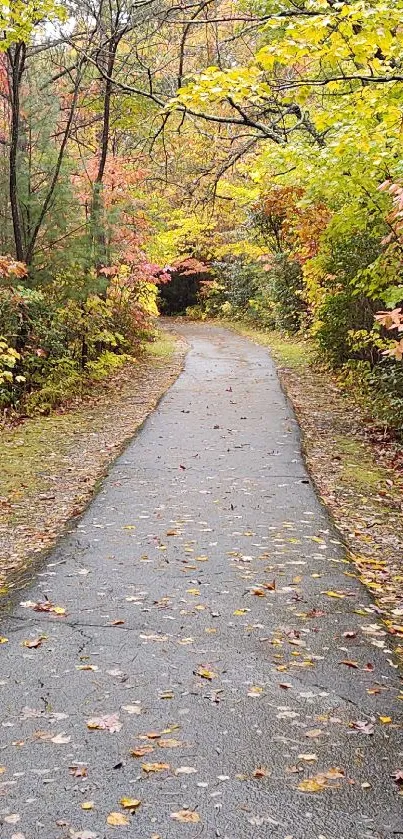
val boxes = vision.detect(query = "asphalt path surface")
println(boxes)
[0,323,402,839]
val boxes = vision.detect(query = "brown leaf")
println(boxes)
[339,660,359,668]
[69,765,87,778]
[130,746,154,758]
[171,810,200,824]
[22,637,45,649]
[262,580,276,591]
[253,766,271,778]
[391,770,403,784]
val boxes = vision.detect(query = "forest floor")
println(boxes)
[222,321,403,653]
[0,328,187,596]
[0,321,401,839]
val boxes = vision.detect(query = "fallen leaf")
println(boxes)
[50,732,71,744]
[122,705,141,715]
[297,776,327,793]
[119,798,141,811]
[4,815,20,825]
[305,729,322,738]
[158,738,183,748]
[175,766,197,775]
[379,716,392,724]
[81,801,94,810]
[131,746,154,758]
[195,666,217,680]
[141,762,170,773]
[87,713,121,733]
[25,600,67,616]
[69,765,87,778]
[106,812,129,826]
[298,754,318,762]
[0,636,8,644]
[253,766,271,778]
[350,720,374,735]
[247,685,263,697]
[22,637,45,648]
[391,769,403,784]
[323,591,345,599]
[339,660,359,668]
[171,810,200,824]
[325,767,345,779]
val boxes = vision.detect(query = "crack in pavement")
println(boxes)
[0,322,402,839]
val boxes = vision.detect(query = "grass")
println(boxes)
[218,320,313,369]
[145,330,176,359]
[0,328,176,519]
[335,435,386,491]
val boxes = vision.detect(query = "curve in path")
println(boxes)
[0,323,402,839]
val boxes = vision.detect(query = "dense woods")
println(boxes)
[1,0,403,429]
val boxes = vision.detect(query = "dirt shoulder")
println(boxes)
[0,327,187,596]
[220,321,403,654]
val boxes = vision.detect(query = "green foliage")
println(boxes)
[265,255,304,333]
[0,268,157,412]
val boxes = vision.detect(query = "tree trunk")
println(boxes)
[7,43,25,262]
[90,36,118,268]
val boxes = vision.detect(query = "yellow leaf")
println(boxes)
[81,801,94,810]
[233,609,249,616]
[0,637,8,644]
[196,666,217,680]
[158,738,183,748]
[141,762,170,773]
[248,685,263,697]
[379,716,392,724]
[120,797,141,810]
[171,810,200,823]
[298,776,327,793]
[322,591,345,599]
[107,812,129,825]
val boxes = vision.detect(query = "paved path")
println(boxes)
[0,323,402,839]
